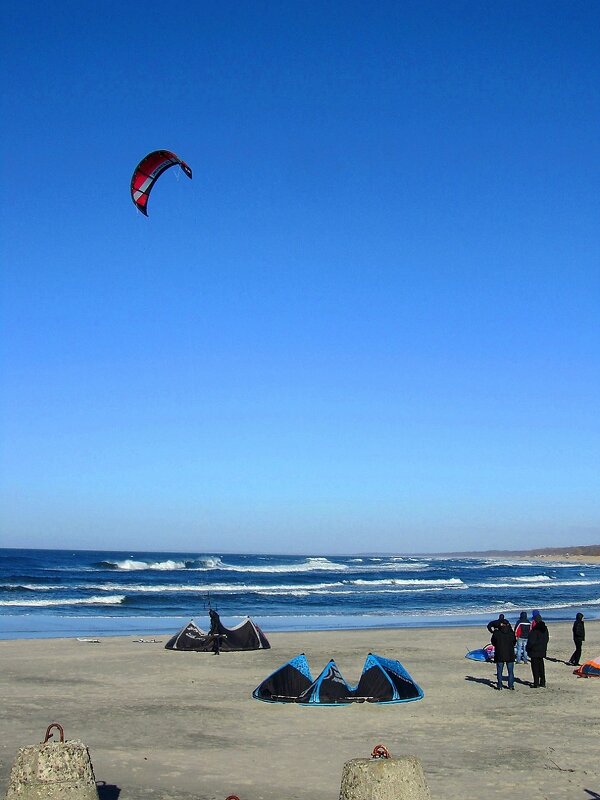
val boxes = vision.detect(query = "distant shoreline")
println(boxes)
[476,549,600,565]
[425,545,600,564]
[519,552,600,565]
[2,544,600,559]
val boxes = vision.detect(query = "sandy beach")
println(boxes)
[0,622,598,800]
[532,554,600,565]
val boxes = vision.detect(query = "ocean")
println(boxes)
[1,547,599,639]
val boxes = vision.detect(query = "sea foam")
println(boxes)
[0,595,125,607]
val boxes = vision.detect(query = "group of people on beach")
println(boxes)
[486,610,585,690]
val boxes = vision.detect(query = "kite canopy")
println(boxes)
[253,653,423,705]
[352,653,423,703]
[165,612,270,652]
[573,656,600,678]
[297,660,354,705]
[251,654,314,703]
[130,149,192,216]
[465,644,495,662]
[164,620,207,651]
[210,612,271,651]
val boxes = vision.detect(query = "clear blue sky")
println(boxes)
[1,1,599,554]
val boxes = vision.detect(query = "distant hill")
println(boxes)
[522,544,600,557]
[435,544,600,558]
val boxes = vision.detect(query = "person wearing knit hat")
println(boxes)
[526,615,549,688]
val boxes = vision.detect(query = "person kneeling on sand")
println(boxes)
[491,619,516,690]
[526,614,549,688]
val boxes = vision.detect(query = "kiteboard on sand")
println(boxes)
[465,644,495,662]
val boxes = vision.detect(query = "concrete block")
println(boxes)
[5,739,99,800]
[340,754,431,800]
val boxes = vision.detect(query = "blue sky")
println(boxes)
[1,1,599,554]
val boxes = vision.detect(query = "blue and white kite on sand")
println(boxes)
[252,652,424,706]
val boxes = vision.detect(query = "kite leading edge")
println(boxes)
[130,150,192,216]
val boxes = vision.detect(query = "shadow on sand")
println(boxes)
[583,792,600,799]
[465,675,496,689]
[97,782,121,799]
[465,675,531,690]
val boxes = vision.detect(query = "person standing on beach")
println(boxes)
[514,611,531,664]
[208,608,222,655]
[526,615,549,687]
[487,612,506,633]
[568,612,585,666]
[491,619,516,690]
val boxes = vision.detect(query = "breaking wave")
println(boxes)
[0,595,125,607]
[257,586,449,596]
[97,559,191,571]
[81,581,347,593]
[473,579,600,589]
[92,555,436,575]
[233,557,349,573]
[478,560,539,568]
[2,549,600,636]
[350,577,465,587]
[95,556,350,573]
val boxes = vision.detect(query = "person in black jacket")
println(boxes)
[491,619,517,690]
[208,608,222,655]
[526,616,549,687]
[487,613,506,633]
[568,612,585,666]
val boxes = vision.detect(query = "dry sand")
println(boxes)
[0,622,598,800]
[533,554,600,565]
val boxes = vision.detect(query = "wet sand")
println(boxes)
[0,621,598,800]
